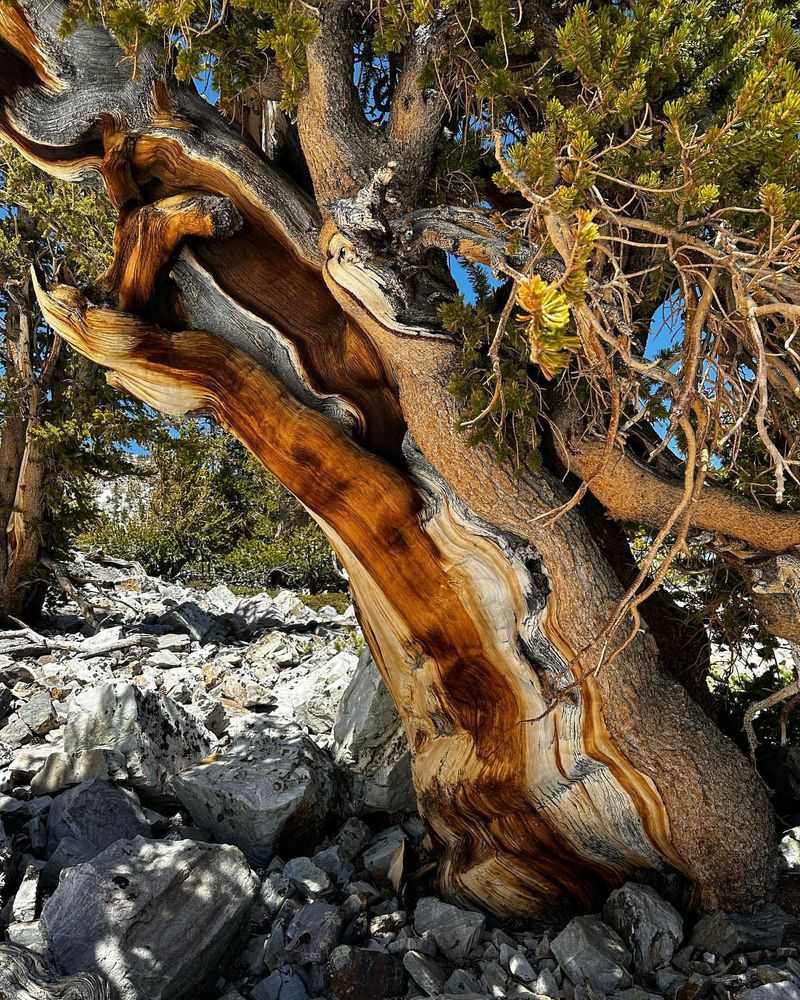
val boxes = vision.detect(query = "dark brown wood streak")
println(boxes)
[1,0,777,919]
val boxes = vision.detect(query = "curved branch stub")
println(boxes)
[100,192,243,313]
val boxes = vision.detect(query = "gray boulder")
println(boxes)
[603,882,683,972]
[292,651,359,734]
[414,897,485,963]
[333,649,416,813]
[229,594,285,635]
[64,683,213,801]
[41,836,257,1000]
[690,905,788,957]
[160,600,213,642]
[44,779,150,882]
[551,915,633,993]
[285,901,342,964]
[47,779,149,854]
[173,717,337,866]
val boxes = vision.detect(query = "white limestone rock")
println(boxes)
[64,683,213,801]
[173,716,337,865]
[333,649,415,814]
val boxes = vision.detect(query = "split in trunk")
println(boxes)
[0,0,786,919]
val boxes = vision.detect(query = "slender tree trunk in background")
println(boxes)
[2,430,48,619]
[0,0,778,918]
[0,290,51,620]
[0,408,27,613]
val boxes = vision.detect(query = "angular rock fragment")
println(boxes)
[205,582,238,612]
[443,969,484,994]
[64,682,213,801]
[160,600,213,642]
[44,779,150,882]
[252,966,309,1000]
[312,845,354,887]
[229,594,285,635]
[147,650,183,670]
[30,748,128,795]
[414,896,485,963]
[603,882,683,972]
[6,920,48,954]
[289,650,358,734]
[506,951,536,983]
[335,817,372,862]
[690,905,788,957]
[47,779,149,852]
[0,717,34,750]
[362,826,407,882]
[41,836,257,1000]
[533,966,560,995]
[333,648,415,813]
[479,959,507,995]
[551,915,633,993]
[284,857,332,898]
[12,862,44,923]
[284,901,342,964]
[404,949,447,995]
[173,717,336,865]
[17,693,59,737]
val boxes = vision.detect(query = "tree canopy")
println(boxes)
[54,0,800,590]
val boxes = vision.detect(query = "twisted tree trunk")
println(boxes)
[0,0,777,918]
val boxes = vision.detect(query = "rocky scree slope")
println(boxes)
[0,552,797,1000]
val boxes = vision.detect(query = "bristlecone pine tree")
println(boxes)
[2,0,800,917]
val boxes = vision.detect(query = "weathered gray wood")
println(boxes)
[0,943,113,999]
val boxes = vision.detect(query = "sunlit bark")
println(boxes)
[0,0,778,917]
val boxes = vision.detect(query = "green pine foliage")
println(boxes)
[0,146,169,565]
[85,423,341,591]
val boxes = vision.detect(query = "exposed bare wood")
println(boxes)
[0,0,779,921]
[99,193,243,313]
[0,943,112,999]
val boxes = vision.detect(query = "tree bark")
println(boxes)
[0,0,777,917]
[0,286,54,620]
